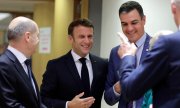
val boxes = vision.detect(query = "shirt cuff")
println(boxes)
[121,54,135,59]
[66,101,69,108]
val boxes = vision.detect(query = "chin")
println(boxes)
[82,51,89,56]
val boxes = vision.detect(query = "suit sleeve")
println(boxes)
[40,61,66,108]
[120,36,169,101]
[0,63,25,108]
[104,48,121,105]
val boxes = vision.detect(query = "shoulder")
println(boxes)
[109,45,120,57]
[165,31,180,40]
[111,45,120,52]
[108,45,120,60]
[156,31,180,45]
[90,54,108,62]
[0,52,16,76]
[90,54,108,64]
[146,33,151,38]
[0,55,10,70]
[47,51,71,66]
[0,51,14,67]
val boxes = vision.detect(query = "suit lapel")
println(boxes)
[5,50,38,101]
[89,54,98,93]
[140,34,151,64]
[65,51,83,89]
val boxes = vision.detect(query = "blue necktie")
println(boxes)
[24,59,37,95]
[25,59,33,80]
[79,58,90,97]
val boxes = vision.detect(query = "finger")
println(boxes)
[86,99,95,108]
[83,97,95,105]
[76,92,84,98]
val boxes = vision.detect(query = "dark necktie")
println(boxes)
[25,59,33,80]
[79,58,90,97]
[24,59,37,95]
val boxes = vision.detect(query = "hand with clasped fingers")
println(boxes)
[118,43,137,59]
[68,92,95,108]
[114,81,121,94]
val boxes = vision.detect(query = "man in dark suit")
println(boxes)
[0,17,46,108]
[40,18,108,108]
[104,1,152,108]
[118,0,180,107]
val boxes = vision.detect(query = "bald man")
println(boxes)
[0,17,46,108]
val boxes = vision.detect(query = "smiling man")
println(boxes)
[40,18,108,108]
[104,1,152,108]
[117,0,180,107]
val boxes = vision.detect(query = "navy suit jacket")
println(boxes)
[104,34,150,108]
[120,31,180,108]
[40,51,108,108]
[0,50,46,108]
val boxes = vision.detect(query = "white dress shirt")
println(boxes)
[71,50,93,87]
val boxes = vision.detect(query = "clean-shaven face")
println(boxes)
[120,9,146,43]
[69,25,93,57]
[29,26,39,54]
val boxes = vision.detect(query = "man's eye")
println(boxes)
[132,21,138,25]
[122,24,127,27]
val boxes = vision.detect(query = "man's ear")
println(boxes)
[24,32,31,42]
[171,3,176,15]
[142,15,146,24]
[68,35,73,43]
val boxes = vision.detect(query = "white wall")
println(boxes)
[101,0,177,108]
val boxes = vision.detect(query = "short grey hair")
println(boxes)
[149,30,173,50]
[7,16,37,41]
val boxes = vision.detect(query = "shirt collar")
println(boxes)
[135,33,146,48]
[71,50,90,62]
[7,45,28,64]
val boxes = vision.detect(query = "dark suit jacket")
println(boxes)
[104,35,151,108]
[120,31,180,108]
[0,50,46,108]
[40,51,108,108]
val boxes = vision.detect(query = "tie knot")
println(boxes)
[79,58,86,64]
[25,59,31,66]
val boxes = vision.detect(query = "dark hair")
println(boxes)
[68,18,94,36]
[119,1,144,18]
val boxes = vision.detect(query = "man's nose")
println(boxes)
[127,25,134,32]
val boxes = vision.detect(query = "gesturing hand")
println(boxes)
[118,43,137,59]
[68,92,95,108]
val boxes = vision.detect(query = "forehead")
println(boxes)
[120,9,141,22]
[73,25,93,33]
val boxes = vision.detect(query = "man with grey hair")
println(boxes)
[118,0,180,107]
[0,16,46,108]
